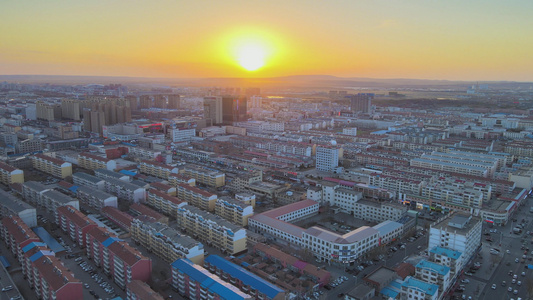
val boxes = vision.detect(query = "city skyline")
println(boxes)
[1,1,533,81]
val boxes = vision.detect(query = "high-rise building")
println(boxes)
[316,145,339,172]
[222,96,247,125]
[349,93,374,114]
[140,95,152,109]
[203,96,223,125]
[153,95,167,109]
[167,94,180,109]
[36,101,61,121]
[61,99,81,121]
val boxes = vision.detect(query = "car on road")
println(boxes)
[521,271,526,276]
[512,279,516,284]
[491,284,497,289]
[502,281,506,286]
[514,289,518,295]
[461,279,470,283]
[1,286,13,292]
[517,281,521,286]
[508,287,513,292]
[515,258,520,263]
[465,272,473,276]
[513,274,518,279]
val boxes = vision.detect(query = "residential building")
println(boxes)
[72,172,105,190]
[104,177,146,203]
[130,203,168,224]
[353,200,407,223]
[0,215,40,259]
[131,217,204,264]
[401,276,439,300]
[86,226,152,289]
[204,255,285,300]
[215,197,254,227]
[78,152,117,171]
[428,247,463,276]
[176,205,247,255]
[146,188,187,217]
[168,173,196,187]
[372,220,403,245]
[171,258,251,300]
[0,189,37,227]
[126,280,164,300]
[22,181,50,206]
[203,96,223,125]
[176,183,217,212]
[316,145,339,172]
[182,164,225,187]
[101,206,134,231]
[222,96,247,125]
[428,214,482,270]
[170,128,196,142]
[57,205,97,248]
[0,161,24,185]
[31,153,72,178]
[415,260,451,296]
[94,168,131,182]
[29,254,83,300]
[40,190,79,217]
[150,181,177,196]
[76,185,118,210]
[139,160,179,179]
[349,93,373,114]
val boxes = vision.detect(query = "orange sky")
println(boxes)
[1,1,532,81]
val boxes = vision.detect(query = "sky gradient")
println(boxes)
[1,1,532,81]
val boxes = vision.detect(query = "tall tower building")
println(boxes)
[153,95,167,109]
[349,93,374,114]
[316,146,339,172]
[140,95,152,109]
[167,94,181,109]
[203,96,223,125]
[61,99,81,121]
[222,96,247,125]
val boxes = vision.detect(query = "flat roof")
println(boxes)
[32,227,65,253]
[416,259,450,276]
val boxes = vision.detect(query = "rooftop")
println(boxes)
[126,280,164,300]
[402,276,438,296]
[0,189,35,213]
[429,247,462,260]
[73,172,103,184]
[416,259,450,276]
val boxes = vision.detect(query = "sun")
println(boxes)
[237,43,266,71]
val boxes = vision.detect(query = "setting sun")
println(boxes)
[237,43,266,71]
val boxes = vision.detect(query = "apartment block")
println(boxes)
[401,276,439,300]
[28,253,83,300]
[428,214,482,270]
[372,220,403,245]
[22,181,51,206]
[40,190,79,217]
[127,146,162,160]
[139,160,179,179]
[428,247,463,276]
[78,152,117,171]
[0,161,24,185]
[146,188,187,217]
[0,189,37,227]
[57,205,97,248]
[130,203,168,225]
[410,157,489,178]
[353,200,407,223]
[215,197,254,227]
[72,172,105,190]
[204,255,285,300]
[369,173,425,199]
[316,145,340,172]
[32,153,72,178]
[86,226,152,289]
[415,260,451,295]
[176,205,247,255]
[104,177,146,203]
[168,173,196,186]
[101,206,134,231]
[182,164,225,187]
[1,215,40,259]
[176,183,217,212]
[171,259,251,300]
[150,181,177,196]
[76,185,118,210]
[131,217,204,264]
[126,280,164,300]
[94,168,131,182]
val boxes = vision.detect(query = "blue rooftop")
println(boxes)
[416,260,450,276]
[205,255,284,299]
[171,259,249,300]
[380,286,399,298]
[402,276,439,296]
[429,246,462,260]
[119,170,137,176]
[22,242,47,253]
[102,237,121,248]
[373,220,403,235]
[32,227,65,253]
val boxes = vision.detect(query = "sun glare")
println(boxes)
[237,43,266,71]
